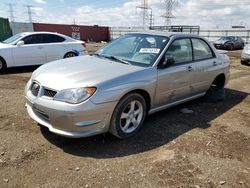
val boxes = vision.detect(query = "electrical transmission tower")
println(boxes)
[5,3,15,22]
[24,5,34,23]
[161,0,178,26]
[136,0,151,29]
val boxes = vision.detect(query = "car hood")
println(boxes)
[0,42,12,48]
[33,55,146,91]
[214,39,229,44]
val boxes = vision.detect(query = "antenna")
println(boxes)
[161,0,178,26]
[136,0,151,29]
[5,3,15,22]
[24,5,34,23]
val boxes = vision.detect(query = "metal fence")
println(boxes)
[110,27,250,44]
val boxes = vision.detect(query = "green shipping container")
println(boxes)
[0,17,12,42]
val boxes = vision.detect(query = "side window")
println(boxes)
[42,34,65,43]
[165,38,192,64]
[191,38,214,61]
[22,34,43,45]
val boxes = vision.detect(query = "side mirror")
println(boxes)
[158,56,175,69]
[16,40,24,47]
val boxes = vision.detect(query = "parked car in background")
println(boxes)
[241,43,250,65]
[25,32,230,139]
[213,36,244,50]
[0,32,87,72]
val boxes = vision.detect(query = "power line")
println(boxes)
[24,5,34,23]
[161,0,179,26]
[5,3,15,22]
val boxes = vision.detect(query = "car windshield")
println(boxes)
[3,33,24,44]
[220,36,234,41]
[96,34,169,67]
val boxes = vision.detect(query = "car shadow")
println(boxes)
[41,88,249,158]
[2,65,39,74]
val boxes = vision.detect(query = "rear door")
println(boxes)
[42,34,67,62]
[12,34,46,66]
[189,38,218,95]
[155,38,194,107]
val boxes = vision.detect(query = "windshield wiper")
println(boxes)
[93,53,130,65]
[107,56,131,65]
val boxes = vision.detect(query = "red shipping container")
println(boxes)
[33,23,110,42]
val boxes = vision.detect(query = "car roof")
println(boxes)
[21,31,65,36]
[126,30,199,38]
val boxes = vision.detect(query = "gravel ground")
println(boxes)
[0,48,249,188]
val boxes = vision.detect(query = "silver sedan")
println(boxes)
[25,32,230,139]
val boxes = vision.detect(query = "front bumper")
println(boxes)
[241,52,250,63]
[25,90,117,138]
[214,43,229,50]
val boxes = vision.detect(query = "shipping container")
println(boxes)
[33,23,110,42]
[0,17,12,42]
[11,22,34,35]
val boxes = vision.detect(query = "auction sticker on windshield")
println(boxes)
[139,48,160,54]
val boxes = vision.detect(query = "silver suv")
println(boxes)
[25,32,230,139]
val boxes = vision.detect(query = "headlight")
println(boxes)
[54,87,96,104]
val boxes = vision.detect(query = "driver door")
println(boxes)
[154,38,194,107]
[12,34,46,66]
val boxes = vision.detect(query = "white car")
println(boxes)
[0,32,87,72]
[241,44,250,65]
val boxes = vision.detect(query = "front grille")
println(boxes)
[44,88,57,98]
[30,82,40,96]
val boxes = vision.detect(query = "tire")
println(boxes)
[229,44,234,51]
[204,85,225,102]
[241,60,249,66]
[64,52,77,58]
[109,93,147,139]
[0,58,6,73]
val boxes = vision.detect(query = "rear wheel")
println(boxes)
[204,75,225,102]
[64,52,77,58]
[109,93,147,139]
[205,86,225,102]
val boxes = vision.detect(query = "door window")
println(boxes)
[191,38,214,60]
[22,34,43,44]
[165,38,192,64]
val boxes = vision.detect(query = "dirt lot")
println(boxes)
[0,47,249,188]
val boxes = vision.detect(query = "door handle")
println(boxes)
[37,46,43,49]
[187,66,193,71]
[213,61,217,66]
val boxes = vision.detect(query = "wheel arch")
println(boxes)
[120,89,151,113]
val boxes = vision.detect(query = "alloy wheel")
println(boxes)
[119,100,143,134]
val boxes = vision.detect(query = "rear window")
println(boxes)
[42,34,65,43]
[192,38,214,60]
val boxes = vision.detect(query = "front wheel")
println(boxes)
[0,59,6,73]
[109,93,147,139]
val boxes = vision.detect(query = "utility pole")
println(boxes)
[24,5,34,23]
[161,0,178,26]
[149,9,154,28]
[136,0,151,29]
[5,3,15,22]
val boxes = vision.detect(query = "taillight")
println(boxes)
[82,43,86,48]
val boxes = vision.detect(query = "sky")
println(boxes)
[0,0,249,29]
